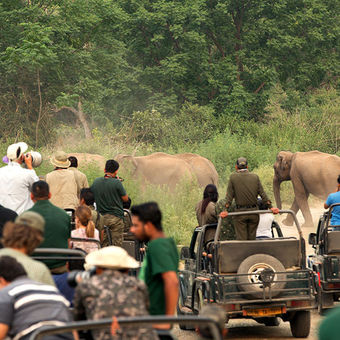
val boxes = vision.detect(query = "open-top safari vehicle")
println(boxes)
[308,203,340,314]
[178,210,317,338]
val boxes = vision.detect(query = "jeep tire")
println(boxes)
[237,254,286,298]
[290,311,311,338]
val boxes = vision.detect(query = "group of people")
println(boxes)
[0,142,179,340]
[196,157,279,240]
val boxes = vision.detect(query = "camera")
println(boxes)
[67,267,96,287]
[23,151,42,168]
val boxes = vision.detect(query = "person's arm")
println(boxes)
[225,178,234,208]
[73,286,86,321]
[325,195,332,209]
[324,203,329,209]
[0,323,9,340]
[121,194,129,202]
[162,271,179,316]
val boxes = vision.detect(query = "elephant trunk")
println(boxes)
[273,174,282,209]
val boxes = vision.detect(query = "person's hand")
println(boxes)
[271,207,280,214]
[219,211,228,218]
[24,153,33,170]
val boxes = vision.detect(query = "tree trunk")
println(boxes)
[35,69,42,147]
[56,102,93,139]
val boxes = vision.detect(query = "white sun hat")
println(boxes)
[7,142,28,161]
[84,246,140,270]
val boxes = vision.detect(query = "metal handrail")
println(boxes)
[29,316,223,340]
[32,248,86,261]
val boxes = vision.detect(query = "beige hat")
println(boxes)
[50,151,71,168]
[15,211,45,233]
[84,246,139,270]
[7,142,28,161]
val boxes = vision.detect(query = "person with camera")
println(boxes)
[73,246,158,340]
[0,142,39,214]
[90,160,129,247]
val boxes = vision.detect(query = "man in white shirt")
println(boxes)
[0,142,39,214]
[256,198,275,239]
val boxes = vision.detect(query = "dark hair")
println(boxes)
[105,160,119,173]
[257,198,268,210]
[31,180,49,199]
[2,222,44,254]
[0,256,27,282]
[201,184,218,214]
[80,188,95,206]
[338,175,340,184]
[68,156,78,168]
[131,202,162,231]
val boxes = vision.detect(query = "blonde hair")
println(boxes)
[75,206,95,238]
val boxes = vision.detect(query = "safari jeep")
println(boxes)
[178,210,316,338]
[308,203,340,314]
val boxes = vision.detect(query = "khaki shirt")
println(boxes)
[226,170,271,208]
[46,169,78,210]
[195,200,218,227]
[69,167,89,197]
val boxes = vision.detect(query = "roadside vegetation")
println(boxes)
[0,0,338,244]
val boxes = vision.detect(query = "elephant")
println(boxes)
[115,153,195,189]
[175,153,219,187]
[273,150,340,228]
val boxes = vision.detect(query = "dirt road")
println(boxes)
[174,202,327,339]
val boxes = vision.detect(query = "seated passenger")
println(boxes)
[71,206,100,254]
[196,184,218,227]
[256,198,274,239]
[0,211,55,286]
[73,246,158,340]
[0,256,72,340]
[324,174,340,228]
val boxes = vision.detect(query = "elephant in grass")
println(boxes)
[115,152,218,189]
[175,153,219,187]
[115,153,195,189]
[273,151,340,228]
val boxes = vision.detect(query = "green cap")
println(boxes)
[15,211,45,233]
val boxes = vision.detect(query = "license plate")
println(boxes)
[244,307,283,317]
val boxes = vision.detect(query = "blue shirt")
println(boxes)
[326,191,340,226]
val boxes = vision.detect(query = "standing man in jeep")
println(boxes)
[222,157,278,240]
[91,160,129,247]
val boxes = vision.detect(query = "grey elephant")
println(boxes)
[273,150,340,227]
[115,153,194,189]
[175,153,219,187]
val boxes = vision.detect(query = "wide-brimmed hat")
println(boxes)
[7,142,28,161]
[84,246,139,270]
[15,211,45,233]
[50,151,71,168]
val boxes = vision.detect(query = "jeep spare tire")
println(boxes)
[236,254,286,299]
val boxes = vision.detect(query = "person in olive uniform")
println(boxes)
[221,157,279,240]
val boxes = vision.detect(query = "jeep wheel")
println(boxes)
[318,289,334,315]
[290,311,311,338]
[236,254,286,298]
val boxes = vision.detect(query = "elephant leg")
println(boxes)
[282,198,299,226]
[292,178,314,228]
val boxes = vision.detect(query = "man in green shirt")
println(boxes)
[28,180,71,273]
[221,157,279,240]
[319,305,340,340]
[90,160,129,247]
[130,202,179,321]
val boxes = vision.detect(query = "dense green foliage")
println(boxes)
[0,0,339,145]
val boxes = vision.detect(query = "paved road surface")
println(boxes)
[174,206,327,339]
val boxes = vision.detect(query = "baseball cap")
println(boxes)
[236,157,248,169]
[15,211,45,233]
[84,246,139,270]
[7,142,28,161]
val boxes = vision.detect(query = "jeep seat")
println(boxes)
[327,231,340,254]
[217,238,300,273]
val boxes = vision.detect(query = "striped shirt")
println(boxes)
[0,277,72,340]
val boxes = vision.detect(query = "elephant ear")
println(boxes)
[120,155,138,171]
[278,152,292,171]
